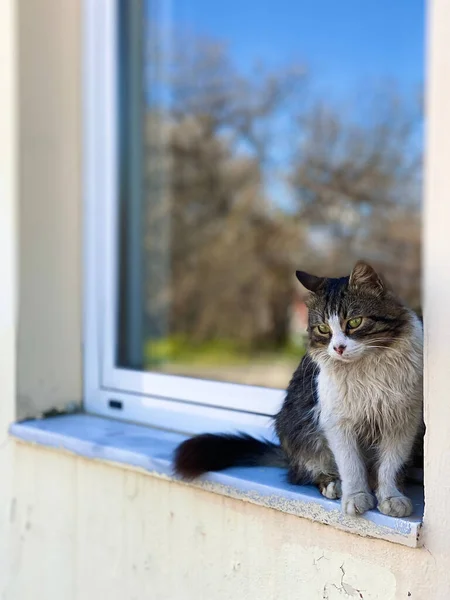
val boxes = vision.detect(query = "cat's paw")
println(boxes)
[319,479,342,500]
[377,495,413,517]
[342,491,375,516]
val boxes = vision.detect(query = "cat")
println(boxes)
[173,261,423,518]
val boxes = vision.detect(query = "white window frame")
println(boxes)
[83,0,284,437]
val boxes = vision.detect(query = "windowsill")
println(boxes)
[9,413,423,548]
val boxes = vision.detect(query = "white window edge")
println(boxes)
[82,0,285,435]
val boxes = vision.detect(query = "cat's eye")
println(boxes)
[347,317,363,330]
[317,324,330,334]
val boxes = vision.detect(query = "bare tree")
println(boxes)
[143,35,423,352]
[290,91,422,307]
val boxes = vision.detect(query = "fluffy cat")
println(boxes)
[174,262,423,518]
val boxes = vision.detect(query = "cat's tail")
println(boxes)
[173,432,287,480]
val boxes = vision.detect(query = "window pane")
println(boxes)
[117,0,424,388]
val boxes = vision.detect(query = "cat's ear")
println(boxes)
[296,270,325,293]
[349,261,385,294]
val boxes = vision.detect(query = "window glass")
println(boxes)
[117,0,424,389]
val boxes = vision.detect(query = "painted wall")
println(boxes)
[0,0,18,590]
[16,0,82,419]
[3,443,436,600]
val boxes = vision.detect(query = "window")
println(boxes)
[84,0,424,436]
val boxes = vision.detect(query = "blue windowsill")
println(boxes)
[9,413,423,548]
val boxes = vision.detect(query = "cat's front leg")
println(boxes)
[376,428,417,518]
[322,421,375,516]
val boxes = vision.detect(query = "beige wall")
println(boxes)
[16,0,82,419]
[0,0,18,590]
[1,0,450,599]
[3,443,436,600]
[422,0,450,586]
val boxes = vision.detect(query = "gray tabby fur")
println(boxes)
[174,261,423,518]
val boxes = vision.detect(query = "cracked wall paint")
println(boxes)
[281,546,396,600]
[6,444,440,600]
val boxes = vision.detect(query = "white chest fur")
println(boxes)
[317,326,423,434]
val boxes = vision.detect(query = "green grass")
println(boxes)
[144,335,306,369]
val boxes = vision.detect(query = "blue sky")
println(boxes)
[144,0,424,210]
[168,0,424,100]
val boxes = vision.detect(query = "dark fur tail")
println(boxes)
[173,433,287,480]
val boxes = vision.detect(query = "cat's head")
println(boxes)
[296,261,412,365]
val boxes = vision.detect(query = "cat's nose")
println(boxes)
[333,344,346,356]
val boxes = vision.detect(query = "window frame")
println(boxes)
[83,0,285,437]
